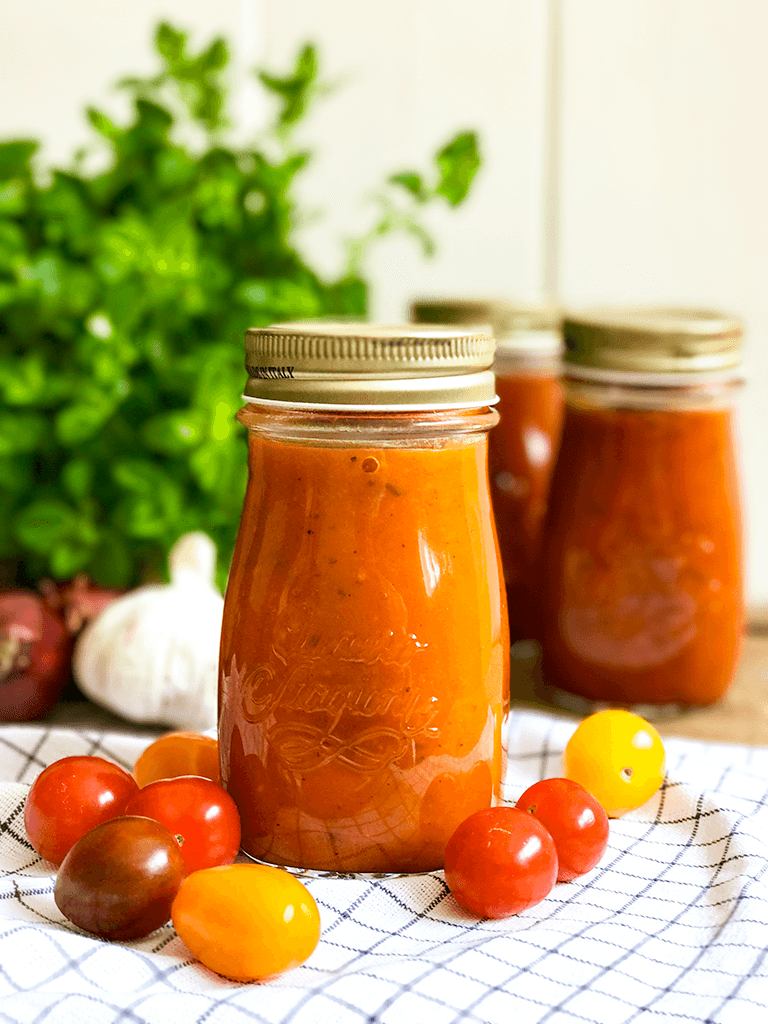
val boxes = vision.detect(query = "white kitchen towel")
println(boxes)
[0,709,766,1024]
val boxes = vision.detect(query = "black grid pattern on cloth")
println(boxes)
[0,712,766,1024]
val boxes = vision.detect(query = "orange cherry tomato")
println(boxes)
[133,732,220,788]
[171,863,320,980]
[563,709,666,818]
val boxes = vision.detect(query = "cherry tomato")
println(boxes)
[172,863,320,980]
[444,806,558,918]
[24,755,138,866]
[55,816,186,941]
[516,778,609,881]
[563,709,666,817]
[133,732,220,788]
[124,776,241,874]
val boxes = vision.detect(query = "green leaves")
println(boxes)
[15,499,83,551]
[387,131,481,207]
[350,130,482,274]
[151,22,229,131]
[259,44,319,130]
[14,498,99,577]
[388,172,430,203]
[0,22,481,588]
[96,209,198,297]
[0,411,47,455]
[155,22,186,65]
[0,354,47,406]
[39,174,97,254]
[435,131,481,206]
[86,107,121,144]
[55,388,120,445]
[0,142,36,220]
[61,459,94,501]
[236,277,322,321]
[112,459,185,539]
[143,410,208,454]
[0,180,28,216]
[0,141,37,180]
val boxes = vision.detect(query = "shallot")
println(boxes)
[0,590,72,721]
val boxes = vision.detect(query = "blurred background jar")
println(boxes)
[411,300,563,642]
[539,308,744,714]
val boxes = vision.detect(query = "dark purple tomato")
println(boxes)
[54,816,186,941]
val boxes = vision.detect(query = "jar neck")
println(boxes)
[494,350,561,377]
[564,374,742,412]
[237,404,499,445]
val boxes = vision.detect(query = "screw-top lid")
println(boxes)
[410,298,562,355]
[244,321,497,410]
[563,308,743,377]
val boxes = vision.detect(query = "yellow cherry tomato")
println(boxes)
[172,863,320,981]
[562,709,666,818]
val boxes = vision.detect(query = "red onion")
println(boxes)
[38,574,123,634]
[0,590,73,721]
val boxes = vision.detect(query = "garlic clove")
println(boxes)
[168,530,218,589]
[72,533,225,732]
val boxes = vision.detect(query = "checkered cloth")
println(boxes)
[1,711,767,1024]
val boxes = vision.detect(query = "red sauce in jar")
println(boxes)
[540,402,743,706]
[219,408,509,872]
[488,373,563,641]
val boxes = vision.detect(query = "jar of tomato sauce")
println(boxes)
[411,300,563,641]
[539,308,744,712]
[219,322,510,872]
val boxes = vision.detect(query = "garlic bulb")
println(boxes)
[73,532,224,731]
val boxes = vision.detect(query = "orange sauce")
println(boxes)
[488,373,563,640]
[540,402,743,706]
[219,413,509,872]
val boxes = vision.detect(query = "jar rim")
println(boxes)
[564,363,745,388]
[241,393,500,412]
[237,401,500,443]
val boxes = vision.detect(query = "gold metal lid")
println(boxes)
[563,308,743,376]
[244,321,497,409]
[410,298,562,355]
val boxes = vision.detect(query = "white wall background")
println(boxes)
[1,0,766,604]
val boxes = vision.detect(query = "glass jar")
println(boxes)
[219,322,510,873]
[539,308,744,713]
[411,300,563,642]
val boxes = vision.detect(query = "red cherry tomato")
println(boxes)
[133,732,221,788]
[444,806,558,918]
[515,778,610,882]
[24,756,138,866]
[124,776,241,874]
